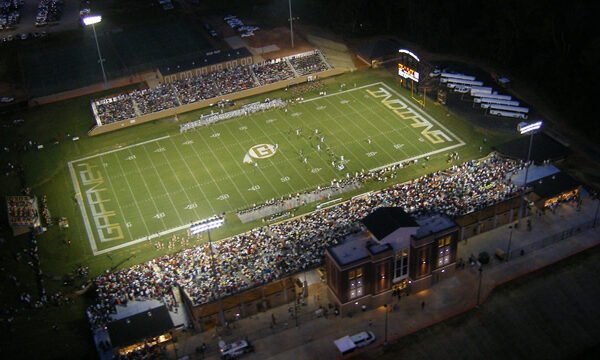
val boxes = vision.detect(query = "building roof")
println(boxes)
[328,232,394,267]
[107,305,174,348]
[158,48,252,76]
[327,233,370,266]
[493,132,569,164]
[362,207,419,241]
[413,214,457,239]
[367,242,393,255]
[356,38,401,63]
[529,172,580,199]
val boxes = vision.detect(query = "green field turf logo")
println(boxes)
[366,87,453,144]
[77,163,124,242]
[243,144,277,163]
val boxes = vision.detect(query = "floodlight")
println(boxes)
[83,15,102,26]
[190,217,224,235]
[518,121,543,134]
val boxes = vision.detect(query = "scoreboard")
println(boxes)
[397,49,420,82]
[398,63,419,82]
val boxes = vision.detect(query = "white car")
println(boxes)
[1,96,15,103]
[240,32,254,38]
[350,330,376,348]
[219,339,254,359]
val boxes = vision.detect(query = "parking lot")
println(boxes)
[0,0,80,41]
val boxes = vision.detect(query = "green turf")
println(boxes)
[69,82,465,255]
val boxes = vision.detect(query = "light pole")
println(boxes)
[303,267,308,299]
[506,225,513,261]
[383,304,389,346]
[517,121,543,229]
[190,217,226,326]
[288,0,299,48]
[207,229,225,326]
[83,15,108,89]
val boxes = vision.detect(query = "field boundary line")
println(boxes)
[92,223,192,256]
[67,161,98,254]
[300,82,380,103]
[69,135,171,164]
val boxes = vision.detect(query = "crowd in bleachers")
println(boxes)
[90,51,330,125]
[86,154,522,330]
[252,60,296,85]
[93,95,137,124]
[7,196,39,227]
[287,51,330,76]
[130,85,180,115]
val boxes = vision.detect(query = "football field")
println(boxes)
[68,82,465,255]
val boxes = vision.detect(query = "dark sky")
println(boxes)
[252,0,598,140]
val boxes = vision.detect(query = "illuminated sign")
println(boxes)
[398,49,420,62]
[190,216,224,234]
[398,63,420,82]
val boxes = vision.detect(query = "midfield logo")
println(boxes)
[243,144,277,164]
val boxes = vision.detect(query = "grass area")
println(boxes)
[0,69,513,359]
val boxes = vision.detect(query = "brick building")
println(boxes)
[325,207,459,316]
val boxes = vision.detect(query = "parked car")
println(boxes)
[350,330,376,348]
[219,339,254,359]
[334,330,376,355]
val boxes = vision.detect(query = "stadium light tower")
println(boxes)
[83,15,108,89]
[190,216,226,326]
[288,0,299,48]
[517,120,543,229]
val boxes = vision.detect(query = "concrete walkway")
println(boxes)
[166,196,600,360]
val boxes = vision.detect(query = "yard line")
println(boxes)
[180,131,239,209]
[98,155,134,241]
[379,82,465,145]
[152,140,202,222]
[92,223,193,256]
[71,135,171,162]
[246,121,308,195]
[220,124,290,197]
[111,151,152,236]
[341,89,414,161]
[275,112,330,184]
[167,136,217,214]
[122,148,168,230]
[141,144,186,226]
[194,128,253,205]
[300,82,382,103]
[303,97,372,170]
